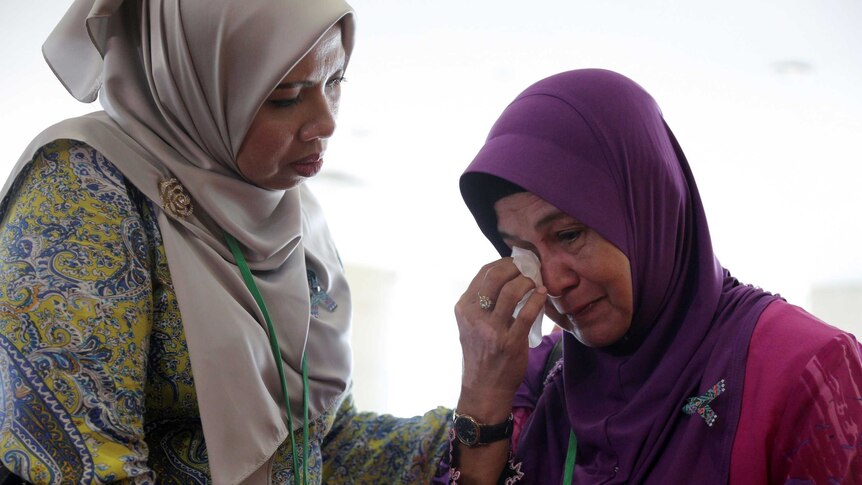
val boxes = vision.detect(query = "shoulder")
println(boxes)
[732,300,862,481]
[743,300,859,400]
[1,138,156,285]
[2,139,139,222]
[757,302,862,481]
[749,300,857,371]
[32,138,129,191]
[737,299,860,422]
[757,299,846,337]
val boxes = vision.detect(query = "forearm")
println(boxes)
[452,258,548,483]
[451,388,513,484]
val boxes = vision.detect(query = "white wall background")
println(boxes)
[1,0,860,417]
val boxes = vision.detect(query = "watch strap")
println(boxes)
[453,410,514,446]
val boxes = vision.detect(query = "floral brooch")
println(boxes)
[159,177,193,219]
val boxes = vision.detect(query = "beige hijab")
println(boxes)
[1,0,355,483]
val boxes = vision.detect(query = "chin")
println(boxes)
[569,325,629,348]
[260,176,306,191]
[281,178,306,190]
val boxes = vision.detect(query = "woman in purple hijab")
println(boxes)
[449,69,862,484]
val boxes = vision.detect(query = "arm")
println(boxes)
[321,395,452,484]
[770,333,862,483]
[450,259,548,484]
[0,141,155,483]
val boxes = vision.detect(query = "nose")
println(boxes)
[299,93,337,141]
[540,252,579,298]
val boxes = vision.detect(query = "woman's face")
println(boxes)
[495,192,633,348]
[236,25,346,189]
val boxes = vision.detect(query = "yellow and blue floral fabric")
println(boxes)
[0,140,451,484]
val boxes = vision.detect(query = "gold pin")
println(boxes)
[158,177,193,218]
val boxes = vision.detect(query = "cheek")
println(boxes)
[591,247,633,314]
[251,120,296,155]
[609,257,633,316]
[237,121,295,175]
[328,88,341,113]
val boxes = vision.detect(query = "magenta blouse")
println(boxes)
[729,301,862,483]
[491,301,862,483]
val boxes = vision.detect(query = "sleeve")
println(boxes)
[321,394,452,484]
[770,333,862,484]
[0,140,156,484]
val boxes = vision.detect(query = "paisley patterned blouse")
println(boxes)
[0,140,452,484]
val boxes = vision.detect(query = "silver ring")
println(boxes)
[478,294,494,311]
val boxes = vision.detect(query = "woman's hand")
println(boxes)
[451,258,547,484]
[454,258,548,420]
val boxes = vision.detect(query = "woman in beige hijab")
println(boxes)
[0,1,450,483]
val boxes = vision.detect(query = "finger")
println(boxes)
[478,259,520,297]
[510,286,548,341]
[455,259,519,327]
[467,260,522,312]
[457,261,498,310]
[490,275,538,321]
[459,258,516,305]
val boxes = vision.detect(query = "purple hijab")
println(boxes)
[460,69,778,484]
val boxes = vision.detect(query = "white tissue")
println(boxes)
[511,247,545,348]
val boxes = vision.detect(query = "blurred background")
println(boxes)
[1,0,860,417]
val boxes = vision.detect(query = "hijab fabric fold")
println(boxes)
[461,69,777,484]
[1,1,355,483]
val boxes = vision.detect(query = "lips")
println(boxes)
[290,153,323,178]
[566,297,604,318]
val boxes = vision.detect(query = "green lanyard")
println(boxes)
[563,429,577,484]
[224,232,309,485]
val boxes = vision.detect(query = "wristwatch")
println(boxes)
[452,410,514,447]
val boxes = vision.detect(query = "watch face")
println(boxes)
[454,415,480,446]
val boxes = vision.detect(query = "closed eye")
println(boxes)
[557,230,583,244]
[269,97,301,108]
[326,76,347,88]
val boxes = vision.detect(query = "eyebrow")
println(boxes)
[274,69,346,91]
[497,210,571,243]
[535,211,569,229]
[274,81,313,89]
